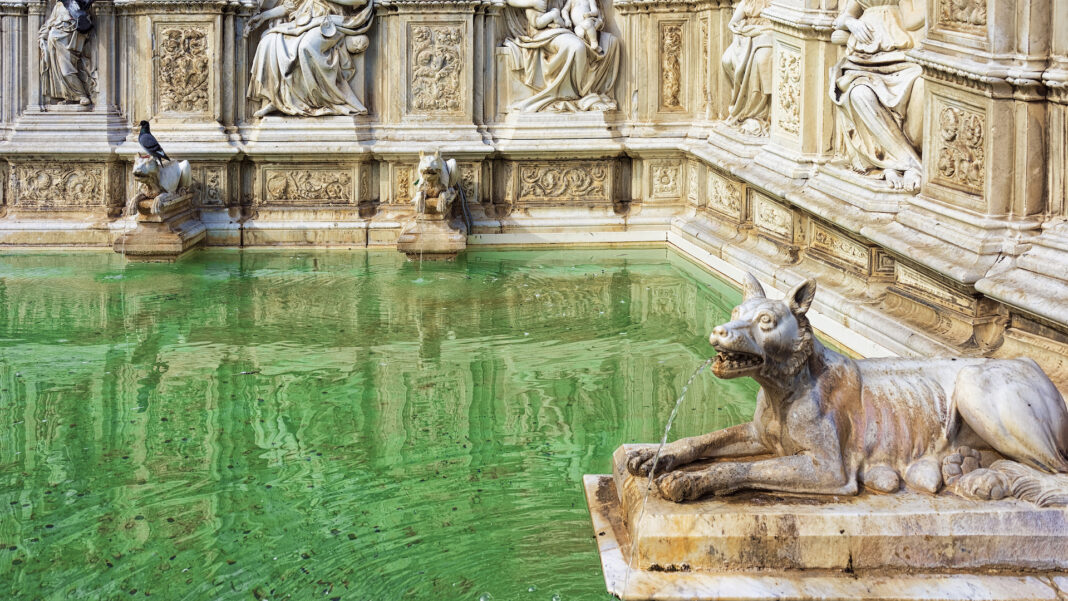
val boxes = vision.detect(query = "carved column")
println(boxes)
[0,1,27,138]
[753,0,838,180]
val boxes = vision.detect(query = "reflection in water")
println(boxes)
[0,249,757,600]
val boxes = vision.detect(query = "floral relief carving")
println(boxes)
[699,17,710,113]
[264,169,353,204]
[812,224,869,270]
[708,172,742,218]
[687,163,700,205]
[196,167,225,207]
[652,162,681,197]
[409,24,463,114]
[517,162,612,203]
[935,103,985,194]
[774,48,801,136]
[938,0,986,32]
[156,25,210,113]
[660,22,684,111]
[457,162,477,201]
[753,193,792,240]
[395,165,415,203]
[12,163,105,208]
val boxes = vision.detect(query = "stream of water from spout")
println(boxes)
[621,357,712,598]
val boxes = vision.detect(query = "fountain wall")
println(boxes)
[0,0,1066,387]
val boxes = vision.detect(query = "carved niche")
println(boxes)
[773,46,801,136]
[155,24,211,114]
[263,168,355,205]
[659,22,684,111]
[933,99,985,196]
[11,162,110,209]
[408,24,464,115]
[513,161,614,205]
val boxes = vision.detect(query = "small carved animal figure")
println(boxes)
[127,154,191,216]
[413,150,458,216]
[563,0,603,53]
[628,274,1068,505]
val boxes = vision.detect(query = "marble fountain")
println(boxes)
[1,0,1067,599]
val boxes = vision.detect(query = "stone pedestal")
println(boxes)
[583,445,1068,601]
[113,192,204,261]
[396,214,466,260]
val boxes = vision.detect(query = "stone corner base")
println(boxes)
[583,474,1068,601]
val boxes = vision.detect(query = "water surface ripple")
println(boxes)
[0,249,757,600]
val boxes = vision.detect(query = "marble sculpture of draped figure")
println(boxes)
[721,0,773,135]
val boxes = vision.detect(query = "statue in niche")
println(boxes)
[721,0,773,136]
[39,0,95,106]
[245,0,374,118]
[628,273,1068,506]
[829,0,926,191]
[502,0,620,113]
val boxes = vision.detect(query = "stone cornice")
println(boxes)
[114,0,245,14]
[908,48,1047,100]
[613,0,729,15]
[0,0,27,16]
[763,4,835,39]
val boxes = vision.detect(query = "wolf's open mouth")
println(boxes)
[713,350,764,372]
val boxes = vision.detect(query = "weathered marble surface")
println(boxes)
[585,473,1068,601]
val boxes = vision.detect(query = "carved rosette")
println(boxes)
[10,163,111,209]
[515,161,613,205]
[408,24,464,115]
[651,161,681,198]
[263,168,355,205]
[774,48,801,136]
[934,100,985,195]
[659,22,684,111]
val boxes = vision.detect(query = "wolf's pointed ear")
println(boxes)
[787,278,817,316]
[742,272,765,301]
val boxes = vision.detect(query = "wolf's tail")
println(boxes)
[991,460,1068,507]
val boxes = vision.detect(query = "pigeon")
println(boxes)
[138,121,170,164]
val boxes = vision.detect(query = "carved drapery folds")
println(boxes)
[721,0,773,134]
[501,0,620,113]
[660,22,683,111]
[246,0,375,118]
[39,0,96,106]
[829,0,926,192]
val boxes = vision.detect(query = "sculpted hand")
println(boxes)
[843,17,873,44]
[626,445,684,477]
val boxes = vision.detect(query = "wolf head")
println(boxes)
[709,273,816,381]
[418,150,447,187]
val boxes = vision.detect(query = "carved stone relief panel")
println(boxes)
[10,162,112,209]
[262,167,356,205]
[699,16,710,114]
[773,45,801,137]
[194,166,226,207]
[457,162,478,202]
[408,23,464,115]
[937,0,987,35]
[810,221,871,274]
[707,171,744,222]
[154,23,211,115]
[893,263,977,315]
[659,22,685,112]
[751,191,794,241]
[686,161,702,207]
[513,161,614,205]
[650,161,681,199]
[394,165,416,204]
[932,97,986,197]
[359,164,374,203]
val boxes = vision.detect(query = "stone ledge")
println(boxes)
[584,474,1068,601]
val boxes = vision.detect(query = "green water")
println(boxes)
[0,248,758,601]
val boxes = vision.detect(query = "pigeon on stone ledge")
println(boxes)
[138,121,170,165]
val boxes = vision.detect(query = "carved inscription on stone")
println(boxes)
[264,168,354,204]
[516,161,612,204]
[934,101,985,195]
[774,47,801,136]
[811,222,870,271]
[156,25,211,114]
[752,192,793,240]
[409,24,463,114]
[707,171,743,220]
[659,22,684,111]
[651,161,681,198]
[938,0,986,33]
[11,163,106,208]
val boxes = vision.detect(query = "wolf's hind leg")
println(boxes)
[859,465,900,493]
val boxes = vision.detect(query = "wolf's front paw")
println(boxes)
[952,468,1009,501]
[656,471,700,503]
[941,446,982,486]
[626,447,679,477]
